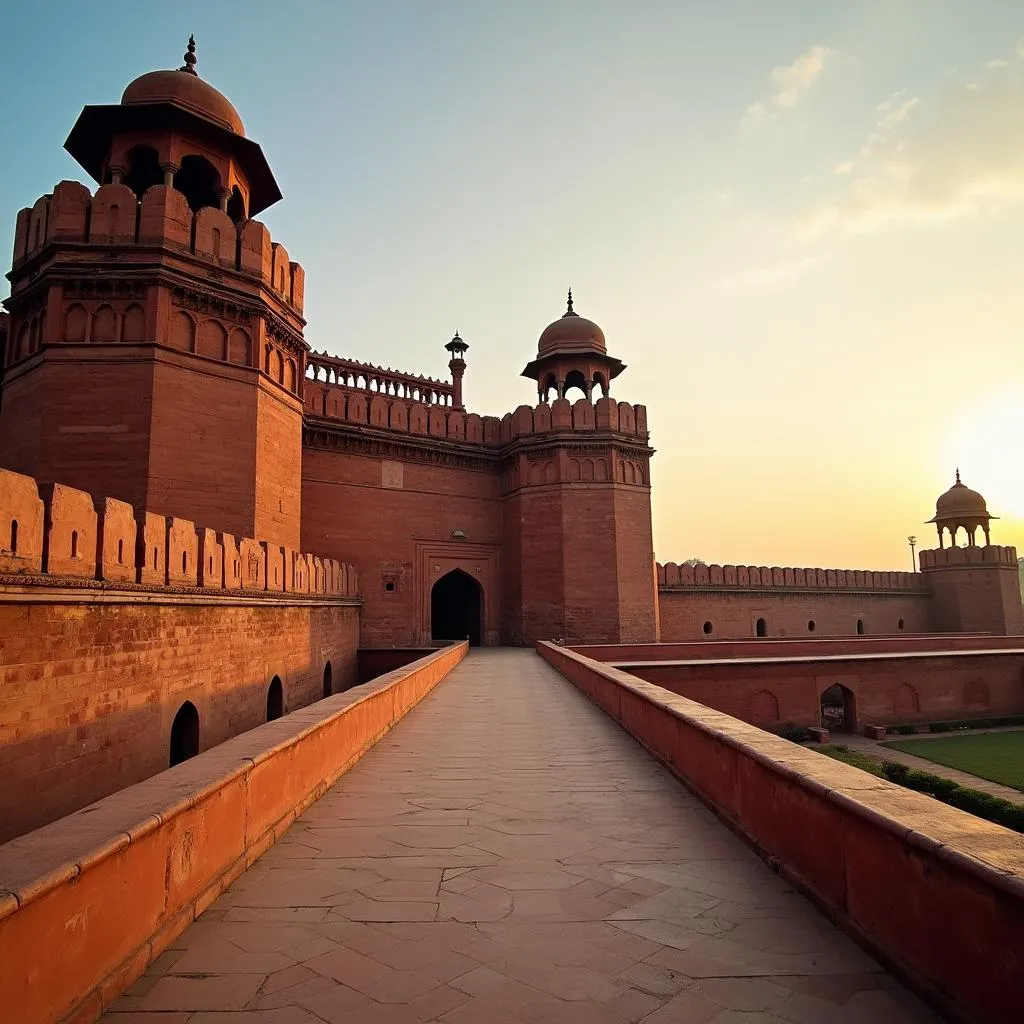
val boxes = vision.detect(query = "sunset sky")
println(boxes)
[3,1,1024,571]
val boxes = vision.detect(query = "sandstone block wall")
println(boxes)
[0,467,361,842]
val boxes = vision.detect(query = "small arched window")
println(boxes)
[856,619,864,635]
[807,620,816,632]
[267,676,284,721]
[173,155,221,213]
[702,621,713,635]
[9,520,17,554]
[153,546,158,569]
[755,617,766,637]
[181,551,187,574]
[323,661,333,699]
[898,618,905,631]
[117,539,124,564]
[70,530,79,558]
[170,701,200,766]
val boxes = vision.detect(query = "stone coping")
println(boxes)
[609,647,1024,669]
[538,641,1024,1023]
[0,576,360,607]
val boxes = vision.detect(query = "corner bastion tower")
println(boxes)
[0,39,306,549]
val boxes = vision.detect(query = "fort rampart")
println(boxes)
[0,642,467,1024]
[538,641,1024,1024]
[656,560,936,639]
[0,467,362,841]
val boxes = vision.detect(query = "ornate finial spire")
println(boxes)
[955,467,961,484]
[566,287,574,315]
[180,34,198,76]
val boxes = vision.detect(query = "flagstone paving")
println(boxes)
[104,649,939,1023]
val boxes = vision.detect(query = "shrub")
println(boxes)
[880,761,910,785]
[891,724,916,735]
[778,723,811,743]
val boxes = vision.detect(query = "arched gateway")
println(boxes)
[431,569,483,646]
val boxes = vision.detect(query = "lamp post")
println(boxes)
[907,535,917,573]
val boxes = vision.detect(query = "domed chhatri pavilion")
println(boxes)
[928,469,997,547]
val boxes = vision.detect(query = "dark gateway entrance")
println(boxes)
[431,569,483,646]
[820,683,856,733]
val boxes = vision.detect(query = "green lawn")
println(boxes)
[882,731,1024,791]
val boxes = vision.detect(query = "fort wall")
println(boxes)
[303,395,654,645]
[919,545,1024,635]
[656,560,933,640]
[0,642,467,1024]
[537,641,1024,1024]
[0,468,360,841]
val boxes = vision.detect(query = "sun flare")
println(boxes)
[946,391,1024,520]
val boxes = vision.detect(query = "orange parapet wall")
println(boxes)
[537,641,1024,1024]
[0,467,358,596]
[0,641,468,1024]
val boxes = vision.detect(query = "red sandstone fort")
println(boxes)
[1,42,1022,1024]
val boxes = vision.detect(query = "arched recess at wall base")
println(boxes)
[169,701,200,767]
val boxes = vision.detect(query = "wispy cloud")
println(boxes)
[718,253,833,293]
[806,61,1024,232]
[742,45,832,127]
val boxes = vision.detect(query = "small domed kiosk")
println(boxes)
[63,36,281,217]
[521,290,626,402]
[927,469,997,547]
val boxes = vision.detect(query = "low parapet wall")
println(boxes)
[304,389,649,450]
[0,467,358,596]
[537,641,1024,1024]
[657,560,921,591]
[0,641,467,1024]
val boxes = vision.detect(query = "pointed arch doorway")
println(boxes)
[431,569,483,646]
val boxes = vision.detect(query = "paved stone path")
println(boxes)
[839,731,1024,805]
[105,650,938,1023]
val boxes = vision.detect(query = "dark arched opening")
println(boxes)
[897,618,905,631]
[807,619,816,632]
[174,155,220,212]
[227,185,246,222]
[123,145,162,199]
[755,617,766,637]
[856,619,865,635]
[563,368,588,401]
[702,621,713,635]
[431,569,483,646]
[9,519,17,554]
[820,683,856,733]
[267,676,283,721]
[592,372,607,398]
[169,701,199,766]
[323,661,333,698]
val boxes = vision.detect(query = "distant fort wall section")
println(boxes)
[656,560,934,639]
[0,467,361,842]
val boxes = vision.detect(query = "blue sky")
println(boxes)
[4,2,1024,569]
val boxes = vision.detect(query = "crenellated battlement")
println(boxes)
[918,545,1018,569]
[9,180,305,314]
[307,351,455,406]
[657,561,923,592]
[0,468,357,597]
[304,390,649,449]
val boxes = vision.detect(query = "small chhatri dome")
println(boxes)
[932,468,990,519]
[537,288,607,357]
[121,36,245,135]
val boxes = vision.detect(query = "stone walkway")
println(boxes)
[105,649,938,1023]
[839,732,1024,805]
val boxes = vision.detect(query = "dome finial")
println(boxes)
[955,466,961,485]
[180,34,198,76]
[566,287,574,316]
